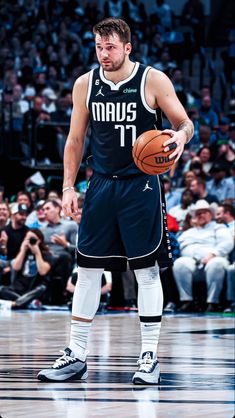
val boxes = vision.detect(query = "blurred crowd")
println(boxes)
[0,0,234,313]
[0,160,234,313]
[0,0,234,163]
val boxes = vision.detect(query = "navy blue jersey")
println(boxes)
[86,62,162,176]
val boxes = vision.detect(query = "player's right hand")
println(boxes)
[62,189,79,221]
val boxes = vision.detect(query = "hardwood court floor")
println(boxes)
[0,310,234,418]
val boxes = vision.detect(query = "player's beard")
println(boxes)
[101,54,126,72]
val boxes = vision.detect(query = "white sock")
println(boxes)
[135,263,163,360]
[140,322,161,358]
[69,320,92,361]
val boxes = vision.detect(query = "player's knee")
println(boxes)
[134,264,160,288]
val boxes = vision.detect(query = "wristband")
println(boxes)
[62,186,75,193]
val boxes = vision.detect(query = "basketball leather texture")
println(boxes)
[132,130,175,175]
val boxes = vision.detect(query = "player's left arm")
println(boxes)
[148,69,194,162]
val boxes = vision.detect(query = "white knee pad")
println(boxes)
[134,263,163,318]
[72,267,104,319]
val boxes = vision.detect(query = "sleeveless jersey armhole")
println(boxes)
[140,66,156,114]
[86,69,94,110]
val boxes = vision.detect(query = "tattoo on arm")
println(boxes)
[177,120,194,143]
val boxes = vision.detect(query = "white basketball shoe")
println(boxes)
[132,351,160,385]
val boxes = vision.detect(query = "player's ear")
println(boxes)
[125,42,132,55]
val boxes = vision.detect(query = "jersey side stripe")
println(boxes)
[140,66,156,114]
[86,69,94,110]
[77,249,128,260]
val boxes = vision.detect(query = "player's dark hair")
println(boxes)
[93,18,131,44]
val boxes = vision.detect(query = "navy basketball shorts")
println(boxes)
[77,173,173,271]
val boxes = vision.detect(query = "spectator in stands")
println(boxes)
[23,86,36,102]
[199,96,219,129]
[0,202,10,229]
[40,199,78,303]
[214,140,235,174]
[225,263,235,313]
[169,188,194,230]
[187,108,200,149]
[190,177,219,204]
[216,202,235,231]
[51,92,72,160]
[181,212,196,232]
[22,96,52,162]
[13,84,29,114]
[197,146,213,174]
[3,203,29,261]
[181,0,205,49]
[26,200,46,229]
[0,229,53,309]
[221,28,235,83]
[28,188,38,206]
[122,0,146,25]
[162,213,180,313]
[198,124,216,148]
[47,190,61,201]
[189,157,207,180]
[41,88,58,114]
[1,203,29,285]
[0,85,24,158]
[148,32,164,63]
[36,186,47,201]
[214,117,230,144]
[171,69,193,108]
[41,199,77,252]
[153,49,177,76]
[173,200,233,312]
[215,202,235,313]
[196,85,221,115]
[0,202,11,283]
[162,175,182,211]
[181,170,197,189]
[152,0,173,30]
[206,161,234,202]
[0,87,22,133]
[0,187,5,204]
[34,70,47,95]
[104,0,124,18]
[228,123,235,150]
[167,213,180,234]
[16,190,33,212]
[76,166,93,194]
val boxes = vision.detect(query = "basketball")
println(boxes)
[132,130,176,175]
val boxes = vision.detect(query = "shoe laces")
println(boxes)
[52,350,76,369]
[137,353,157,373]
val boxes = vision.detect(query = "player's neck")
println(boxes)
[103,60,135,84]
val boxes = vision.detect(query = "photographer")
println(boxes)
[0,229,53,309]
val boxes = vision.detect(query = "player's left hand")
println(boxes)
[162,129,187,162]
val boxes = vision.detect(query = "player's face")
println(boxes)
[95,33,131,72]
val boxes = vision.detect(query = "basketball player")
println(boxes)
[38,18,194,384]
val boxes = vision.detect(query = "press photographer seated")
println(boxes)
[0,229,53,309]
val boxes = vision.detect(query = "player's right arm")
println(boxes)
[62,73,90,219]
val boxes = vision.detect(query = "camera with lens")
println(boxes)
[29,237,37,245]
